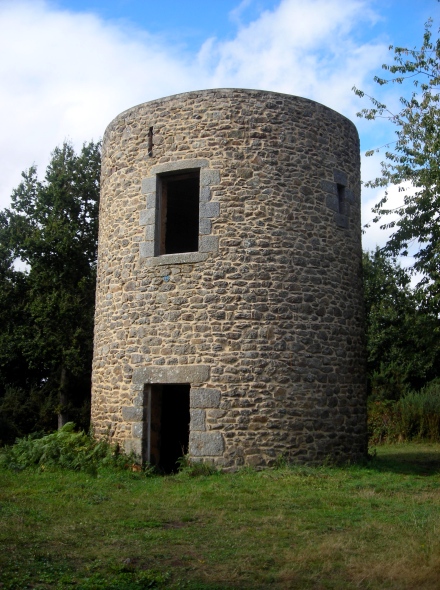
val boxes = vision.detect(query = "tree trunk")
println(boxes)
[58,365,68,430]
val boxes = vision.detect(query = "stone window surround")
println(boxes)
[322,169,354,229]
[139,159,221,265]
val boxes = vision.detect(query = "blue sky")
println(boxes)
[0,0,438,252]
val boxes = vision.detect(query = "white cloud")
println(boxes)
[0,0,392,214]
[200,0,387,117]
[0,0,197,208]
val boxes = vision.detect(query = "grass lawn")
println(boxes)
[1,443,439,589]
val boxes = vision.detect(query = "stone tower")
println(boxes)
[91,88,367,470]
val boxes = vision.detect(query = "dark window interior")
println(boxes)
[159,171,199,255]
[149,383,190,473]
[337,183,345,214]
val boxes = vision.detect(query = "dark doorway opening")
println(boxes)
[158,171,199,255]
[149,383,190,473]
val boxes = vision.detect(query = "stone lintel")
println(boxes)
[132,364,210,385]
[150,158,209,175]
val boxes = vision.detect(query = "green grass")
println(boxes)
[1,443,440,589]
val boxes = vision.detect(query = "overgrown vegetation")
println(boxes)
[368,380,440,444]
[0,422,134,473]
[1,444,439,589]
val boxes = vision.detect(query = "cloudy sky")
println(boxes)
[0,0,437,252]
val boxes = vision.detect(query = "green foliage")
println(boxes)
[0,422,130,472]
[0,141,100,439]
[363,249,440,399]
[368,380,440,443]
[176,455,219,477]
[354,20,440,312]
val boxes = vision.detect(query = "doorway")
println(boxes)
[147,383,190,473]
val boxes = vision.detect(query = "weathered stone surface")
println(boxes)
[139,241,154,258]
[198,235,219,253]
[200,202,220,218]
[121,406,143,422]
[91,88,367,469]
[189,432,224,456]
[191,388,221,408]
[151,158,209,175]
[141,177,156,194]
[200,169,221,187]
[144,252,209,266]
[132,365,210,385]
[190,409,206,431]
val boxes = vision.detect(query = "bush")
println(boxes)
[368,380,440,444]
[0,422,136,472]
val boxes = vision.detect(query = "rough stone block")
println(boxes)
[200,201,220,218]
[321,180,337,194]
[325,194,339,212]
[146,193,156,209]
[139,209,155,226]
[141,177,156,194]
[144,224,155,241]
[334,213,349,229]
[139,241,155,258]
[199,218,212,235]
[345,188,355,203]
[132,422,144,439]
[191,388,221,408]
[200,187,211,203]
[189,432,224,456]
[190,409,206,431]
[200,169,221,187]
[237,167,253,179]
[124,438,142,457]
[333,169,348,186]
[199,235,219,253]
[122,406,144,422]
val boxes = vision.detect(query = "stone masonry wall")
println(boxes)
[91,88,367,468]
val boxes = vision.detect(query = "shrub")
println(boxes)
[398,380,440,441]
[0,422,136,472]
[368,380,440,443]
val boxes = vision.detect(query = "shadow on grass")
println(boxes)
[367,445,440,476]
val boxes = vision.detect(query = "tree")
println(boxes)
[0,141,100,439]
[363,250,440,400]
[353,19,440,311]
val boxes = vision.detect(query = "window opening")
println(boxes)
[148,126,154,157]
[337,183,345,214]
[158,171,199,255]
[146,383,190,473]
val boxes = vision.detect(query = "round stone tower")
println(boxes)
[91,88,367,470]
